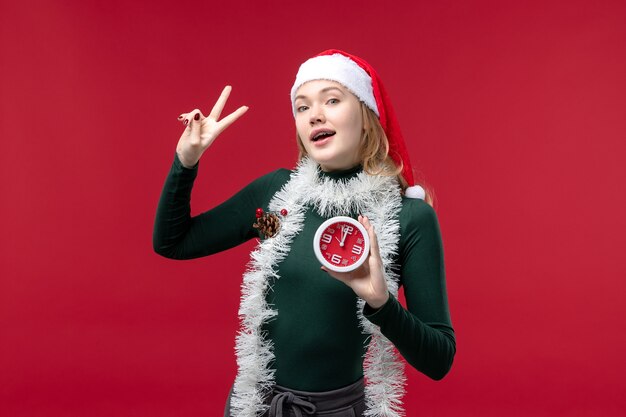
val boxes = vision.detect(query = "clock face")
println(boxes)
[313,216,370,272]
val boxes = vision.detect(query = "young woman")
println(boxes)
[153,49,455,417]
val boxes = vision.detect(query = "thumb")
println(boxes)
[359,215,379,258]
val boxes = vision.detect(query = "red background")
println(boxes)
[1,0,625,416]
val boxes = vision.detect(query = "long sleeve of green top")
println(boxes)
[153,153,456,391]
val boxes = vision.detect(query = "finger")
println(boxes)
[216,105,249,133]
[187,109,205,120]
[189,109,205,134]
[179,113,190,125]
[208,85,232,121]
[179,113,191,126]
[360,215,380,258]
[186,109,205,125]
[180,111,196,126]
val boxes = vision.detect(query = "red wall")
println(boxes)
[1,0,625,416]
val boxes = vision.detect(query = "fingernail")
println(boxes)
[177,115,183,119]
[194,113,200,120]
[184,119,189,125]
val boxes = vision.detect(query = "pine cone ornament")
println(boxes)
[253,208,282,238]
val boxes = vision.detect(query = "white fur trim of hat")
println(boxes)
[290,54,379,117]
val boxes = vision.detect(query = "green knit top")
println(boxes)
[153,153,455,391]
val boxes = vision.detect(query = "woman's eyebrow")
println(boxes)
[294,87,345,101]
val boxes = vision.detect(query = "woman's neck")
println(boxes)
[317,163,363,180]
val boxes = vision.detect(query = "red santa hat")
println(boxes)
[291,49,425,199]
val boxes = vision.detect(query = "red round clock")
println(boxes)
[313,216,371,272]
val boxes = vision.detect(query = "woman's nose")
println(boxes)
[309,105,325,124]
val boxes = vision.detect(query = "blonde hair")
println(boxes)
[296,102,434,206]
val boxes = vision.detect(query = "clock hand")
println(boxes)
[340,226,348,247]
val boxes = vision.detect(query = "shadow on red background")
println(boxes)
[1,0,625,416]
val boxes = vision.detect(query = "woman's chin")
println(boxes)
[307,150,358,172]
[308,153,331,166]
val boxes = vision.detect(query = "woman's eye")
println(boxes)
[327,98,339,105]
[297,105,308,112]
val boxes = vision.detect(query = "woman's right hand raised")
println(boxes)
[176,86,249,168]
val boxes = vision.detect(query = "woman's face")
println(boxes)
[294,80,364,172]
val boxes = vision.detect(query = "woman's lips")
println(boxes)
[311,133,335,146]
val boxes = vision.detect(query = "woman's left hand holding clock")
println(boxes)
[321,215,390,309]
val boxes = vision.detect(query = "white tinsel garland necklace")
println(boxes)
[229,157,406,417]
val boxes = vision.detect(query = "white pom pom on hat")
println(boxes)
[405,185,426,200]
[291,49,426,200]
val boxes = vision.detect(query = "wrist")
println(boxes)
[176,152,198,169]
[365,291,389,310]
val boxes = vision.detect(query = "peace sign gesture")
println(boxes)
[176,86,249,168]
